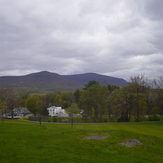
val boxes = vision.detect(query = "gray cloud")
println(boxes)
[0,0,163,80]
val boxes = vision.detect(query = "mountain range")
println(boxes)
[0,71,128,93]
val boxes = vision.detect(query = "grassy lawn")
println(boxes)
[0,120,163,163]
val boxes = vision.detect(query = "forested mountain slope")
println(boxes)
[0,71,127,93]
[64,73,127,87]
[0,71,83,93]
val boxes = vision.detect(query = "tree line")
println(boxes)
[0,74,163,122]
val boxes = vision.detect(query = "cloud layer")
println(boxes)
[0,0,163,80]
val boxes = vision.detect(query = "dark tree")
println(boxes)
[109,86,134,122]
[0,87,18,119]
[108,85,120,93]
[129,75,148,121]
[153,75,163,118]
[83,80,99,90]
[81,84,109,122]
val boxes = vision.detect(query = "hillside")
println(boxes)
[0,71,83,93]
[64,73,127,87]
[0,71,128,93]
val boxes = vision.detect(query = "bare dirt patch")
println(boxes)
[84,135,110,139]
[119,139,143,147]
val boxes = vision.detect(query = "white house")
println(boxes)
[13,107,31,117]
[4,107,33,119]
[47,106,68,117]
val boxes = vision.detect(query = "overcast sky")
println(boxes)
[0,0,163,80]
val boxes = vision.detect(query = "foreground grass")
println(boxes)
[0,120,163,163]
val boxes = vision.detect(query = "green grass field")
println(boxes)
[0,120,163,163]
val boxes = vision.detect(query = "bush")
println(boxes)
[134,116,149,122]
[52,117,58,122]
[74,117,83,123]
[21,117,29,120]
[117,116,130,122]
[149,115,160,121]
[28,116,39,121]
[82,117,93,123]
[61,118,69,123]
[108,115,117,122]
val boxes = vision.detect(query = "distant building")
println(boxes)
[47,106,68,117]
[5,107,33,119]
[13,107,31,117]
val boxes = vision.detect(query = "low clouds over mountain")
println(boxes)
[0,0,163,80]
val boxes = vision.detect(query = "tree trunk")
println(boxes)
[11,109,14,119]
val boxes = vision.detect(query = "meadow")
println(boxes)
[0,120,163,163]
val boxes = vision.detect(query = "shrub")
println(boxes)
[117,116,130,122]
[28,116,39,121]
[21,117,29,120]
[52,117,58,122]
[149,115,160,121]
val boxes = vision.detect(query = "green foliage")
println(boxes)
[18,91,30,107]
[0,100,5,109]
[0,100,6,119]
[67,103,80,115]
[83,80,99,90]
[25,95,42,116]
[67,103,80,126]
[81,84,109,121]
[108,84,120,93]
[52,117,58,122]
[1,74,163,123]
[149,114,160,121]
[46,91,74,108]
[73,89,82,104]
[28,116,39,121]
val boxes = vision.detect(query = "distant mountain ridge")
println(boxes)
[64,73,127,87]
[0,71,83,93]
[0,71,128,93]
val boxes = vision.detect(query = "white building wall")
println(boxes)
[47,106,68,117]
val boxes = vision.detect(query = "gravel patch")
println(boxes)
[119,139,143,147]
[84,135,110,139]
